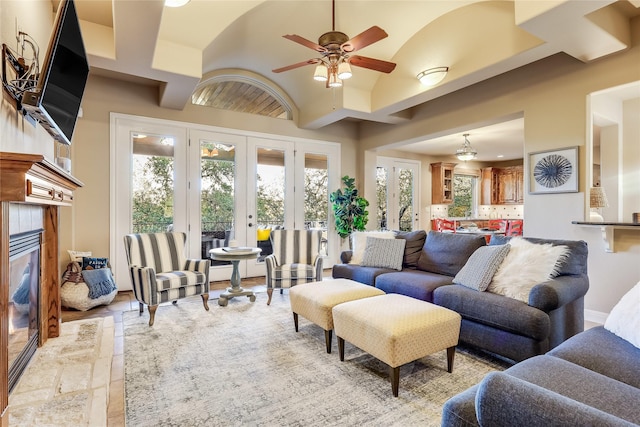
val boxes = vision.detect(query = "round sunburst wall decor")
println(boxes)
[533,154,573,188]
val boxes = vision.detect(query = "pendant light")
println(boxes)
[456,133,477,161]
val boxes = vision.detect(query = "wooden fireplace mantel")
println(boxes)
[1,152,83,424]
[0,152,83,204]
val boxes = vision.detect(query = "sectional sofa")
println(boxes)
[442,324,640,426]
[332,230,589,363]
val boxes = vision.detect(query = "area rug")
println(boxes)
[123,293,509,426]
[9,317,114,426]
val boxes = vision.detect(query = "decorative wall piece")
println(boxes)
[529,146,578,194]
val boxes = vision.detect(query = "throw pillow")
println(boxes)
[604,281,640,349]
[68,250,92,262]
[82,257,109,270]
[487,237,570,303]
[349,231,395,265]
[361,237,406,271]
[453,244,511,291]
[80,267,118,299]
[416,231,487,276]
[394,230,427,268]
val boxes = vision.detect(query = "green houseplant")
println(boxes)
[330,175,369,239]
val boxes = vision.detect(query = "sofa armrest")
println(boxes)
[528,274,589,312]
[339,250,353,264]
[476,372,638,427]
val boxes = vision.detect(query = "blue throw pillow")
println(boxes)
[81,268,117,299]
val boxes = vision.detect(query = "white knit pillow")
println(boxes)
[604,281,640,349]
[361,237,406,271]
[349,231,395,265]
[487,237,569,303]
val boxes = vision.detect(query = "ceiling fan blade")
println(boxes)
[283,34,327,53]
[341,26,388,53]
[272,58,321,73]
[349,55,396,74]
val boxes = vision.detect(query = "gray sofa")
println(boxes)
[442,325,640,426]
[332,231,589,362]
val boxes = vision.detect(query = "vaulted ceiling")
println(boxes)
[59,0,639,138]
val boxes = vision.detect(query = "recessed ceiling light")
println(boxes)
[165,0,190,7]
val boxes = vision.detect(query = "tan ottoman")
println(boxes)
[332,294,461,397]
[289,279,385,353]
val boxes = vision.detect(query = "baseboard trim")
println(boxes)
[585,309,608,325]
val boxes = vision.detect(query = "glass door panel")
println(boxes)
[397,166,415,231]
[189,130,246,282]
[131,134,176,234]
[376,158,420,232]
[376,166,389,229]
[247,137,294,277]
[304,153,329,255]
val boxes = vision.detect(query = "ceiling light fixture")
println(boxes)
[456,133,477,161]
[417,66,449,86]
[164,0,190,7]
[313,64,328,81]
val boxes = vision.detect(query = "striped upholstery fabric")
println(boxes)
[123,232,210,307]
[265,229,323,292]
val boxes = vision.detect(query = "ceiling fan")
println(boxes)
[272,0,396,88]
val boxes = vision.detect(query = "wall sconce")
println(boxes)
[417,66,449,86]
[201,147,219,158]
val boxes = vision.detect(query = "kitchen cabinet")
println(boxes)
[481,165,524,205]
[431,162,456,204]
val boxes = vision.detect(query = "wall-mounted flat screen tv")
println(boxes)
[21,0,89,145]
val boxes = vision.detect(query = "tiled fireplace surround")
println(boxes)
[0,152,83,426]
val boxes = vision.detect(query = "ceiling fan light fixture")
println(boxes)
[337,61,352,80]
[417,66,449,86]
[455,133,477,161]
[328,72,343,88]
[313,64,328,81]
[164,0,190,7]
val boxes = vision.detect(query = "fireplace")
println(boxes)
[8,230,42,393]
[1,152,83,425]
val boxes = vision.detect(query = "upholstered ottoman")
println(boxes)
[332,294,461,397]
[289,279,385,353]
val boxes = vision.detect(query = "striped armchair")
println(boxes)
[265,229,323,305]
[123,232,210,325]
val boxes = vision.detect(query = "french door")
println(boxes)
[112,114,340,287]
[376,157,420,231]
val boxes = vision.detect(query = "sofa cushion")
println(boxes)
[349,231,395,265]
[331,263,394,287]
[498,355,640,425]
[433,285,550,341]
[393,230,426,268]
[361,236,406,271]
[487,237,569,303]
[490,236,588,276]
[453,245,510,291]
[547,326,640,389]
[374,270,453,302]
[604,281,640,349]
[416,231,486,277]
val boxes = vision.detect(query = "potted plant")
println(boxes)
[329,175,369,239]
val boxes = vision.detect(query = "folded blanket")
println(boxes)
[81,267,117,299]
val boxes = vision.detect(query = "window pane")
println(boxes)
[256,148,285,260]
[200,141,235,261]
[398,168,414,231]
[376,167,388,229]
[304,153,328,255]
[448,174,476,217]
[132,134,175,233]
